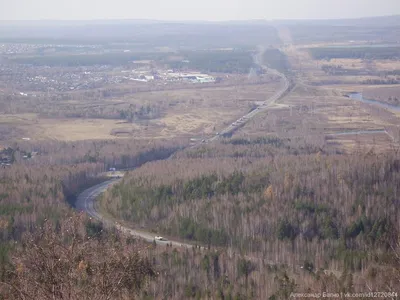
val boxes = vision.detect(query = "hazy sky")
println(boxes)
[1,0,399,21]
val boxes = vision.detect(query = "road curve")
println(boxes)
[75,179,205,248]
[75,62,290,246]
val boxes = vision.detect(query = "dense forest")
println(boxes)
[309,47,400,60]
[10,52,169,67]
[0,138,183,240]
[10,138,183,168]
[0,215,155,299]
[262,49,290,75]
[167,50,256,74]
[0,138,188,299]
[95,135,400,298]
[1,134,400,298]
[10,49,257,74]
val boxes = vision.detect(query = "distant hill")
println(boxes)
[273,14,400,27]
[0,20,280,48]
[274,15,400,44]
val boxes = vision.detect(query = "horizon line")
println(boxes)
[0,14,399,23]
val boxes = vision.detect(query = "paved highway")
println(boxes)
[206,64,289,144]
[75,178,205,247]
[75,59,290,246]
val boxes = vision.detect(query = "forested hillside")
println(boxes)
[3,14,400,300]
[0,138,184,299]
[1,136,399,299]
[99,136,400,298]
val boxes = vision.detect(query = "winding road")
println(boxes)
[75,59,290,247]
[75,178,204,247]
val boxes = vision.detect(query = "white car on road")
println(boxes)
[155,236,167,241]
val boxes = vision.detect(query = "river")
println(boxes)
[347,92,400,112]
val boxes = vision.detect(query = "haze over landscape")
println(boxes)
[1,1,400,299]
[1,0,399,20]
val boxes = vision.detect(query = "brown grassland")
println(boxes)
[238,83,400,152]
[1,79,281,142]
[2,21,400,299]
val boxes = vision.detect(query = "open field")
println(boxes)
[2,21,400,148]
[326,131,394,152]
[0,81,281,142]
[272,22,400,152]
[316,58,400,71]
[284,45,400,86]
[279,27,400,82]
[0,21,282,144]
[279,37,400,129]
[0,114,135,141]
[238,84,400,152]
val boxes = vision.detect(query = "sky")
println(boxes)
[0,0,399,21]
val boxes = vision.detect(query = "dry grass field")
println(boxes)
[266,36,400,152]
[282,42,400,86]
[238,83,400,152]
[318,58,400,71]
[3,37,399,152]
[0,80,281,142]
[326,132,394,153]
